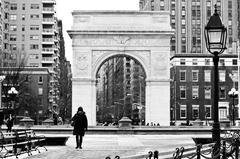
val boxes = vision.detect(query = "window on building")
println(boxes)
[219,86,226,99]
[204,86,211,99]
[30,14,39,19]
[192,105,199,119]
[21,44,25,51]
[219,70,225,82]
[192,86,199,99]
[30,35,39,40]
[192,59,198,65]
[10,44,17,51]
[29,54,39,59]
[30,44,39,50]
[9,34,16,41]
[38,88,43,95]
[230,71,238,82]
[9,14,17,21]
[30,63,39,67]
[180,59,186,65]
[219,59,225,66]
[22,25,25,31]
[160,0,164,10]
[180,105,187,119]
[22,4,25,10]
[219,108,227,120]
[22,34,25,41]
[204,70,211,82]
[205,59,210,65]
[4,13,8,20]
[180,70,186,81]
[10,3,17,10]
[30,25,39,30]
[30,4,40,9]
[180,86,186,99]
[9,24,17,31]
[39,76,43,83]
[192,70,198,82]
[22,14,25,21]
[205,105,212,118]
[182,45,186,53]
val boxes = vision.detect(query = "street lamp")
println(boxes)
[228,88,238,126]
[8,87,18,123]
[204,4,227,156]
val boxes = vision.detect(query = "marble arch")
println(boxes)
[68,10,174,126]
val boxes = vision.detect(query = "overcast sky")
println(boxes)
[56,0,139,63]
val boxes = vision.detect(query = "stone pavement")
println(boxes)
[14,134,211,159]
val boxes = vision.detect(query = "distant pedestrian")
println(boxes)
[71,106,88,149]
[5,114,14,132]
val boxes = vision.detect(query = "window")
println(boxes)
[22,25,25,31]
[192,86,199,99]
[30,35,39,40]
[30,44,39,50]
[22,14,25,21]
[180,105,187,119]
[22,4,25,10]
[204,86,211,99]
[10,44,17,51]
[31,4,40,9]
[29,54,39,59]
[219,86,226,99]
[30,25,39,30]
[204,70,211,82]
[180,70,186,82]
[38,76,43,83]
[10,3,17,10]
[230,71,238,82]
[192,105,199,119]
[219,59,225,66]
[22,34,25,41]
[205,105,211,118]
[38,88,43,95]
[205,59,210,65]
[9,14,17,21]
[192,59,198,65]
[21,44,25,51]
[180,59,186,65]
[232,59,237,65]
[9,34,16,41]
[219,108,227,120]
[30,14,39,19]
[180,86,186,99]
[9,24,17,31]
[192,70,198,82]
[219,70,225,82]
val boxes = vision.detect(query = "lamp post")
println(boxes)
[228,88,238,126]
[8,87,18,124]
[0,76,5,108]
[204,5,227,157]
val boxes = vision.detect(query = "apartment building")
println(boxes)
[140,0,240,125]
[140,0,239,55]
[0,0,60,113]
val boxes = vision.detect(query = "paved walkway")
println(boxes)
[12,134,211,159]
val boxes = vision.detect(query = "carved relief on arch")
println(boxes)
[74,53,89,77]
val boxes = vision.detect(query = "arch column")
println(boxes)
[145,80,170,126]
[72,78,96,126]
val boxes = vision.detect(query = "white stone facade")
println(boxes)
[68,10,173,126]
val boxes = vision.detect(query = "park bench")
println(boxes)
[0,129,47,158]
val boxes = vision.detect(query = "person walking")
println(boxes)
[71,106,88,149]
[5,114,14,132]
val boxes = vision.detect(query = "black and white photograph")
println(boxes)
[0,0,239,158]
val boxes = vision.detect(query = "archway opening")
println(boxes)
[96,55,146,126]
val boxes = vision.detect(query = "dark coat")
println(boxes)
[71,111,88,136]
